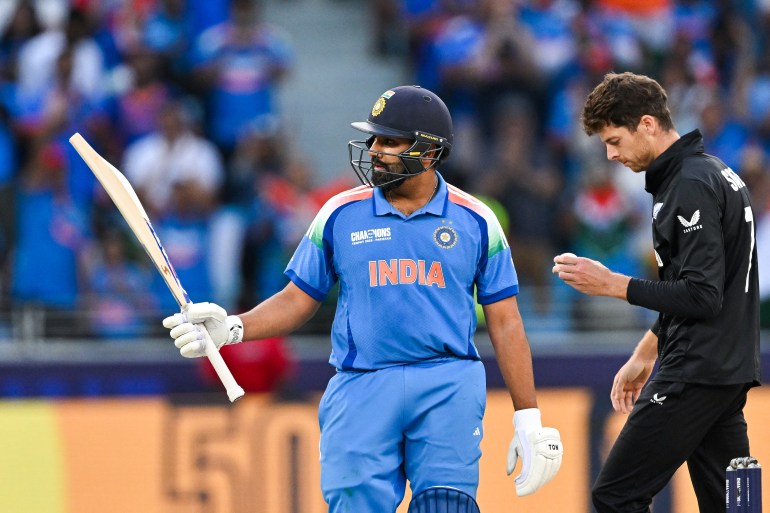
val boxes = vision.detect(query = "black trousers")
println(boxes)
[592,381,751,513]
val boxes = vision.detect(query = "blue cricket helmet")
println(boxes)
[348,85,454,187]
[352,85,453,150]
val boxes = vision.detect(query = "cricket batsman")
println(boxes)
[163,85,562,512]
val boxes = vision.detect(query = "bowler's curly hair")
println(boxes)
[581,72,675,136]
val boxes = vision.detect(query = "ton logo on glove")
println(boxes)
[507,408,563,496]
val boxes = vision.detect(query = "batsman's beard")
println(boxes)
[372,159,408,192]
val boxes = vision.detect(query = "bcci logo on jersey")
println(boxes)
[351,227,392,245]
[433,226,457,249]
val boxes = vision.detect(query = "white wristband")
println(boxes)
[225,315,244,345]
[513,408,542,432]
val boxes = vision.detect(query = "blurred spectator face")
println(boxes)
[480,0,515,17]
[284,158,311,189]
[493,100,535,168]
[740,145,764,172]
[162,0,187,16]
[130,50,162,87]
[740,145,767,187]
[32,142,67,190]
[65,8,92,43]
[158,103,186,139]
[103,231,127,265]
[739,145,770,212]
[231,0,261,28]
[699,101,723,134]
[8,2,40,39]
[170,180,213,217]
[441,0,479,15]
[55,48,74,84]
[252,133,280,163]
[235,120,282,168]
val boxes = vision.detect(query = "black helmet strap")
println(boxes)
[401,140,441,175]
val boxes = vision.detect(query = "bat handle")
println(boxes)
[200,325,245,402]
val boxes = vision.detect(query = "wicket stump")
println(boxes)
[726,456,762,512]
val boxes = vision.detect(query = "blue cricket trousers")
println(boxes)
[318,357,486,513]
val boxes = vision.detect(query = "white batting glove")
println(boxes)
[506,408,563,496]
[162,302,244,358]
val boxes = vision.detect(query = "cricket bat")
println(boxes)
[69,132,245,402]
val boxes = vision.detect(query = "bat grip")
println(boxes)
[200,324,245,402]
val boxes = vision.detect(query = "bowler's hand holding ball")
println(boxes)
[552,253,577,272]
[552,253,629,299]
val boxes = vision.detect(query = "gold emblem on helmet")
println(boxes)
[372,98,386,117]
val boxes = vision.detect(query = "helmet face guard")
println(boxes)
[348,85,453,189]
[348,135,448,188]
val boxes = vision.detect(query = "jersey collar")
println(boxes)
[645,129,704,194]
[373,172,448,218]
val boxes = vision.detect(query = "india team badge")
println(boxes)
[372,98,385,117]
[372,90,395,117]
[434,225,458,249]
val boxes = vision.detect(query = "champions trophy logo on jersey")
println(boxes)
[434,226,458,249]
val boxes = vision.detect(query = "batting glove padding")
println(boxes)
[163,302,243,358]
[506,408,563,496]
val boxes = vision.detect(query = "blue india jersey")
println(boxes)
[285,173,519,370]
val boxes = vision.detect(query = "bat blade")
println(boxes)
[69,133,188,307]
[69,132,245,402]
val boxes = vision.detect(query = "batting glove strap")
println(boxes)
[225,315,243,345]
[513,408,542,432]
[507,409,563,496]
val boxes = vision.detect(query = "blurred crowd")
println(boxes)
[0,0,353,341]
[373,0,770,329]
[1,0,769,342]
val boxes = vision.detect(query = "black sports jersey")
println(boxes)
[626,130,761,386]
